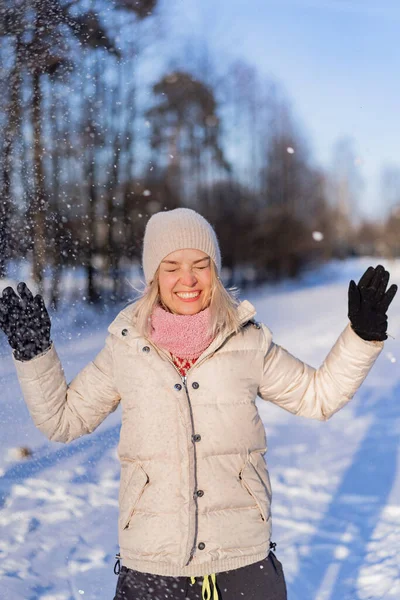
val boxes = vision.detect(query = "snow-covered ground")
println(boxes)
[1,257,400,599]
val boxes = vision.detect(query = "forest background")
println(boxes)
[1,0,399,308]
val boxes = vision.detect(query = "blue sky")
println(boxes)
[163,0,400,220]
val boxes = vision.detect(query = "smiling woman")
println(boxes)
[2,208,396,600]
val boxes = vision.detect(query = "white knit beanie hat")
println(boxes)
[142,208,222,284]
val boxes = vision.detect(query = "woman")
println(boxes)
[0,208,397,600]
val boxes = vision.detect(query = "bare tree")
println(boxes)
[146,70,230,203]
[328,137,364,243]
[381,165,400,214]
[381,167,400,259]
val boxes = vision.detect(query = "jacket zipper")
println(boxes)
[181,374,199,566]
[239,467,267,522]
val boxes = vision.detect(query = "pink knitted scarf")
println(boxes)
[149,305,214,359]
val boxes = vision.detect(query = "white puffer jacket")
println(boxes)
[13,300,383,577]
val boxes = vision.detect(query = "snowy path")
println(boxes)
[1,258,399,599]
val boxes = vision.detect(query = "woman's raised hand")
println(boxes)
[0,282,52,361]
[348,265,397,341]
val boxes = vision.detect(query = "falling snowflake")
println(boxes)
[287,147,295,154]
[386,352,396,363]
[334,545,349,560]
[312,231,324,242]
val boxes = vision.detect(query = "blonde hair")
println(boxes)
[127,260,243,340]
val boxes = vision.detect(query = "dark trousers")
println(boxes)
[113,552,287,600]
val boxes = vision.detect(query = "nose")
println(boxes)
[180,270,197,287]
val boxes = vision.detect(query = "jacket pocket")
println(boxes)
[119,459,149,530]
[239,449,271,523]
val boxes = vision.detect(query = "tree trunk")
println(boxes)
[49,87,64,311]
[30,69,47,296]
[0,136,12,279]
[0,42,23,278]
[87,162,99,305]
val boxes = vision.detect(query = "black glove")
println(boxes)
[348,265,397,341]
[0,282,52,361]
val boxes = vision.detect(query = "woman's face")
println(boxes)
[158,248,212,315]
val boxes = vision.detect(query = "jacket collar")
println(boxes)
[192,299,257,367]
[107,300,257,353]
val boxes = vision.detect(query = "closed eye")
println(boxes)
[165,265,209,273]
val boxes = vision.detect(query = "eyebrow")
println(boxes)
[161,257,210,265]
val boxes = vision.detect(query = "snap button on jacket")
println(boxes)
[12,300,384,577]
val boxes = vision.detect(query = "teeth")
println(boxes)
[176,292,200,299]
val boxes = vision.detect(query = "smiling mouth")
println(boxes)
[175,291,201,299]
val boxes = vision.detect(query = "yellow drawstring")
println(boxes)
[190,574,219,599]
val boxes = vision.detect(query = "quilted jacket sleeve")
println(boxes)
[258,322,384,420]
[12,334,121,443]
